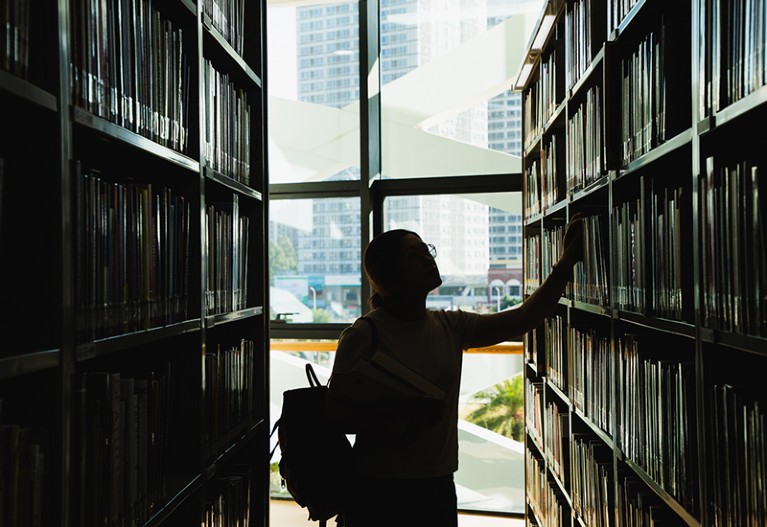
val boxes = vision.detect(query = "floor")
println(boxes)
[269,499,525,526]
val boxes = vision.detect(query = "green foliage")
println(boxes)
[501,295,522,310]
[311,308,333,323]
[466,375,525,441]
[269,235,297,284]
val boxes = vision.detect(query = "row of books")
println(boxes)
[522,51,559,151]
[204,339,256,453]
[542,224,566,287]
[568,326,614,435]
[650,184,685,320]
[540,134,561,210]
[709,383,766,527]
[617,334,697,510]
[566,85,604,193]
[203,464,253,527]
[70,0,192,153]
[571,434,612,527]
[701,157,767,337]
[0,0,29,79]
[543,401,567,483]
[540,53,559,125]
[572,213,610,305]
[0,157,4,239]
[74,366,171,527]
[0,416,46,527]
[620,22,668,166]
[612,197,644,312]
[699,0,767,118]
[525,450,565,527]
[73,163,192,341]
[524,158,541,218]
[609,0,641,33]
[202,0,247,57]
[532,190,685,318]
[543,315,565,391]
[565,0,592,90]
[526,224,579,303]
[524,329,539,368]
[525,380,544,447]
[619,477,678,526]
[524,232,541,295]
[522,86,541,149]
[203,59,253,185]
[205,195,250,315]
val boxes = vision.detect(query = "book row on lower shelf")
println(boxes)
[74,367,172,527]
[205,339,257,453]
[525,310,767,526]
[203,463,254,527]
[0,329,263,527]
[0,414,46,527]
[701,157,767,336]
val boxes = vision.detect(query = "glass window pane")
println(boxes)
[459,352,525,514]
[269,198,362,322]
[269,339,338,498]
[267,2,361,183]
[380,0,544,180]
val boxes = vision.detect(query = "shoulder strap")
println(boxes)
[305,363,321,387]
[357,316,378,358]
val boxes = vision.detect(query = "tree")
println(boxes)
[269,235,297,283]
[311,308,333,323]
[465,374,525,441]
[501,295,522,310]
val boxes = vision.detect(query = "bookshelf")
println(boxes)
[516,0,767,526]
[0,1,270,526]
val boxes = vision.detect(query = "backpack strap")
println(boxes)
[269,419,280,459]
[306,363,322,387]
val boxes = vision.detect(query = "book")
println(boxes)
[16,427,45,527]
[0,423,20,527]
[0,157,4,239]
[120,377,138,526]
[134,378,148,523]
[351,350,446,401]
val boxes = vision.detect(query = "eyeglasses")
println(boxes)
[402,242,437,260]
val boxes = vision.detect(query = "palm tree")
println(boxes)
[466,374,525,441]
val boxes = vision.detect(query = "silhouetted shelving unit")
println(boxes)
[0,0,269,525]
[516,0,767,525]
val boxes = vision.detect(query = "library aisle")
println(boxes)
[269,499,524,526]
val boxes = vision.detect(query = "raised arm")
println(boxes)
[469,214,583,348]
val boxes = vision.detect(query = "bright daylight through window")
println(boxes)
[267,0,544,516]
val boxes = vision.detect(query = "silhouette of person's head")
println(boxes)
[364,229,442,309]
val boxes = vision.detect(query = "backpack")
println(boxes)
[270,317,377,526]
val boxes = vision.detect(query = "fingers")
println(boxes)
[563,214,584,246]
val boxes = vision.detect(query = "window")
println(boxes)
[270,198,361,323]
[267,0,543,517]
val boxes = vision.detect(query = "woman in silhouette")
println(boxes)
[327,215,583,527]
